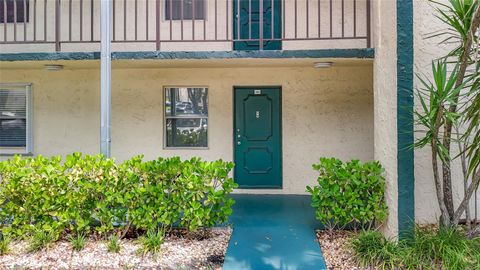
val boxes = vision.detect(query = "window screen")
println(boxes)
[165,87,208,148]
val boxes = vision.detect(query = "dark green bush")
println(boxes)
[0,153,237,238]
[306,158,388,230]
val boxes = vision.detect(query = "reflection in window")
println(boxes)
[165,87,208,148]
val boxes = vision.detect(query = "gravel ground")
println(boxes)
[0,227,231,270]
[317,230,372,270]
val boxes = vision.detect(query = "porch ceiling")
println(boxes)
[0,57,372,70]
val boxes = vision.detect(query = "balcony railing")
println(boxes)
[0,0,371,52]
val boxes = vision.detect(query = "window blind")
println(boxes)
[0,89,27,147]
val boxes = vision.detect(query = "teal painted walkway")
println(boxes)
[223,195,327,270]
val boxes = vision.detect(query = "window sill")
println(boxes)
[163,147,209,150]
[0,152,33,157]
[0,147,32,156]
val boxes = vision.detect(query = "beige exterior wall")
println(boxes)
[372,0,397,238]
[1,0,477,235]
[0,60,374,194]
[413,0,479,224]
[0,0,371,53]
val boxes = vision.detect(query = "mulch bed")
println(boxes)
[0,227,232,270]
[317,230,371,270]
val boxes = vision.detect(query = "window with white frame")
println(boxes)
[0,83,33,154]
[164,87,208,148]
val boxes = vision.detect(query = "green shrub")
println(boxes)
[119,156,236,232]
[138,229,164,255]
[107,235,121,253]
[0,234,10,255]
[0,153,237,239]
[28,227,59,252]
[0,154,120,236]
[68,233,86,251]
[350,227,480,270]
[0,155,67,236]
[306,158,388,230]
[350,230,401,269]
[402,226,480,270]
[62,153,123,235]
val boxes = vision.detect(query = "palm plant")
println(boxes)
[414,0,480,232]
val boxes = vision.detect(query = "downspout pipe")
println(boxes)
[100,0,111,157]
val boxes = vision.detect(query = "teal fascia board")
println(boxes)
[0,48,374,62]
[396,0,415,237]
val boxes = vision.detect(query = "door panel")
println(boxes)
[233,0,282,50]
[244,95,272,140]
[234,87,282,188]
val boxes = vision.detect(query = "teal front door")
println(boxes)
[234,87,282,188]
[233,0,282,50]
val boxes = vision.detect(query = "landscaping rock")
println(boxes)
[316,230,371,270]
[0,227,231,270]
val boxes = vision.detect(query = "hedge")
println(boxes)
[0,153,237,237]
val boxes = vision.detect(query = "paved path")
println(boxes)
[223,195,327,270]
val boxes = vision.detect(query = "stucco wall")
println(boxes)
[0,62,374,194]
[413,0,479,224]
[371,0,479,235]
[372,0,397,238]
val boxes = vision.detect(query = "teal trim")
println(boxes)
[233,0,282,50]
[0,52,101,61]
[0,48,374,62]
[397,0,415,237]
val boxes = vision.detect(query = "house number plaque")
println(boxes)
[254,89,261,95]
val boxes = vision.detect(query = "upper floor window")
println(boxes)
[0,0,29,23]
[165,0,205,20]
[164,87,208,148]
[0,83,33,155]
